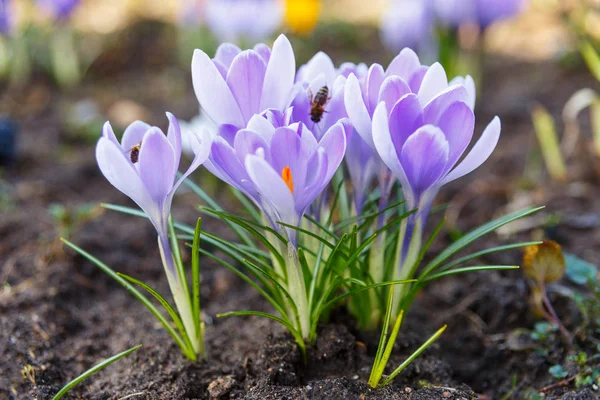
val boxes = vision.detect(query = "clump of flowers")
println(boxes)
[65,33,542,388]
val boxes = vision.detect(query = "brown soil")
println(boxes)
[1,23,600,400]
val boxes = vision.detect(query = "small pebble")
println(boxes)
[442,391,451,398]
[404,387,412,393]
[207,375,235,399]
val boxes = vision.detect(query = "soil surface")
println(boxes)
[1,23,600,400]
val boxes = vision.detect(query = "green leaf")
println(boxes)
[549,364,569,379]
[52,344,142,400]
[421,265,519,283]
[191,218,202,341]
[229,186,262,222]
[564,253,598,285]
[168,217,191,307]
[117,273,194,355]
[278,221,336,250]
[420,206,544,279]
[381,324,447,386]
[304,214,339,240]
[182,178,254,246]
[438,241,542,272]
[369,286,396,387]
[320,279,416,312]
[335,200,406,231]
[61,239,193,359]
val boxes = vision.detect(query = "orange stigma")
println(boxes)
[281,166,294,193]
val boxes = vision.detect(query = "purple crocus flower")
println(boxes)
[205,110,347,244]
[370,76,500,222]
[192,34,295,131]
[434,0,528,28]
[204,0,283,43]
[0,0,12,35]
[379,0,437,57]
[290,52,347,140]
[344,49,477,212]
[96,113,211,251]
[37,0,81,20]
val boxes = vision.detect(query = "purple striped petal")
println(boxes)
[388,94,424,156]
[378,76,412,114]
[260,34,295,111]
[437,102,475,171]
[423,84,469,124]
[166,112,182,170]
[121,121,151,152]
[399,125,449,196]
[441,116,501,184]
[386,48,421,81]
[138,128,177,204]
[417,62,448,106]
[344,73,374,148]
[365,63,385,115]
[226,50,267,122]
[214,43,242,68]
[192,49,245,127]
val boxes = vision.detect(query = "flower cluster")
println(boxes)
[81,33,540,380]
[380,0,529,53]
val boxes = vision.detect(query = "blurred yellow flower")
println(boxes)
[522,240,566,284]
[284,0,320,35]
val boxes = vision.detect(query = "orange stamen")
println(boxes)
[281,166,294,193]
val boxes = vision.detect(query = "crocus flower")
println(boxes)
[379,0,437,57]
[370,72,500,220]
[204,0,283,44]
[205,109,347,244]
[180,111,218,157]
[192,34,295,130]
[291,51,347,140]
[0,0,12,35]
[96,113,211,251]
[37,0,81,21]
[434,0,528,28]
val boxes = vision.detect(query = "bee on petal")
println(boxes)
[126,142,142,164]
[309,86,331,123]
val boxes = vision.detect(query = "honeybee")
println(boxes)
[126,142,142,164]
[309,86,331,123]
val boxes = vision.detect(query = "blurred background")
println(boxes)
[2,1,600,398]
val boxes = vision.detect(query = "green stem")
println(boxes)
[392,219,423,316]
[286,243,310,340]
[158,235,201,358]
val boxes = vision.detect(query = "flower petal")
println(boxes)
[214,43,242,68]
[166,112,182,170]
[170,128,212,198]
[449,75,476,109]
[121,120,151,151]
[302,51,337,89]
[226,50,268,123]
[365,63,385,114]
[96,137,156,221]
[417,62,448,106]
[210,136,258,199]
[246,154,298,227]
[247,113,277,142]
[437,102,474,171]
[138,128,177,205]
[372,102,409,187]
[269,127,309,192]
[318,121,347,179]
[441,116,501,185]
[253,43,271,63]
[386,47,421,81]
[378,76,411,114]
[260,34,295,111]
[234,129,271,165]
[102,121,120,147]
[192,49,244,127]
[423,84,469,125]
[399,125,449,196]
[344,73,374,148]
[388,93,424,155]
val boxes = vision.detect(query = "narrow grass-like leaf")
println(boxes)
[168,217,191,305]
[320,279,416,313]
[278,221,336,250]
[182,178,254,246]
[229,186,262,222]
[369,309,405,388]
[200,250,288,319]
[369,285,396,386]
[438,241,541,272]
[420,206,544,279]
[61,239,192,358]
[191,218,202,343]
[335,200,406,231]
[381,325,447,386]
[217,311,306,355]
[304,215,339,240]
[52,344,142,400]
[117,273,194,355]
[421,265,519,282]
